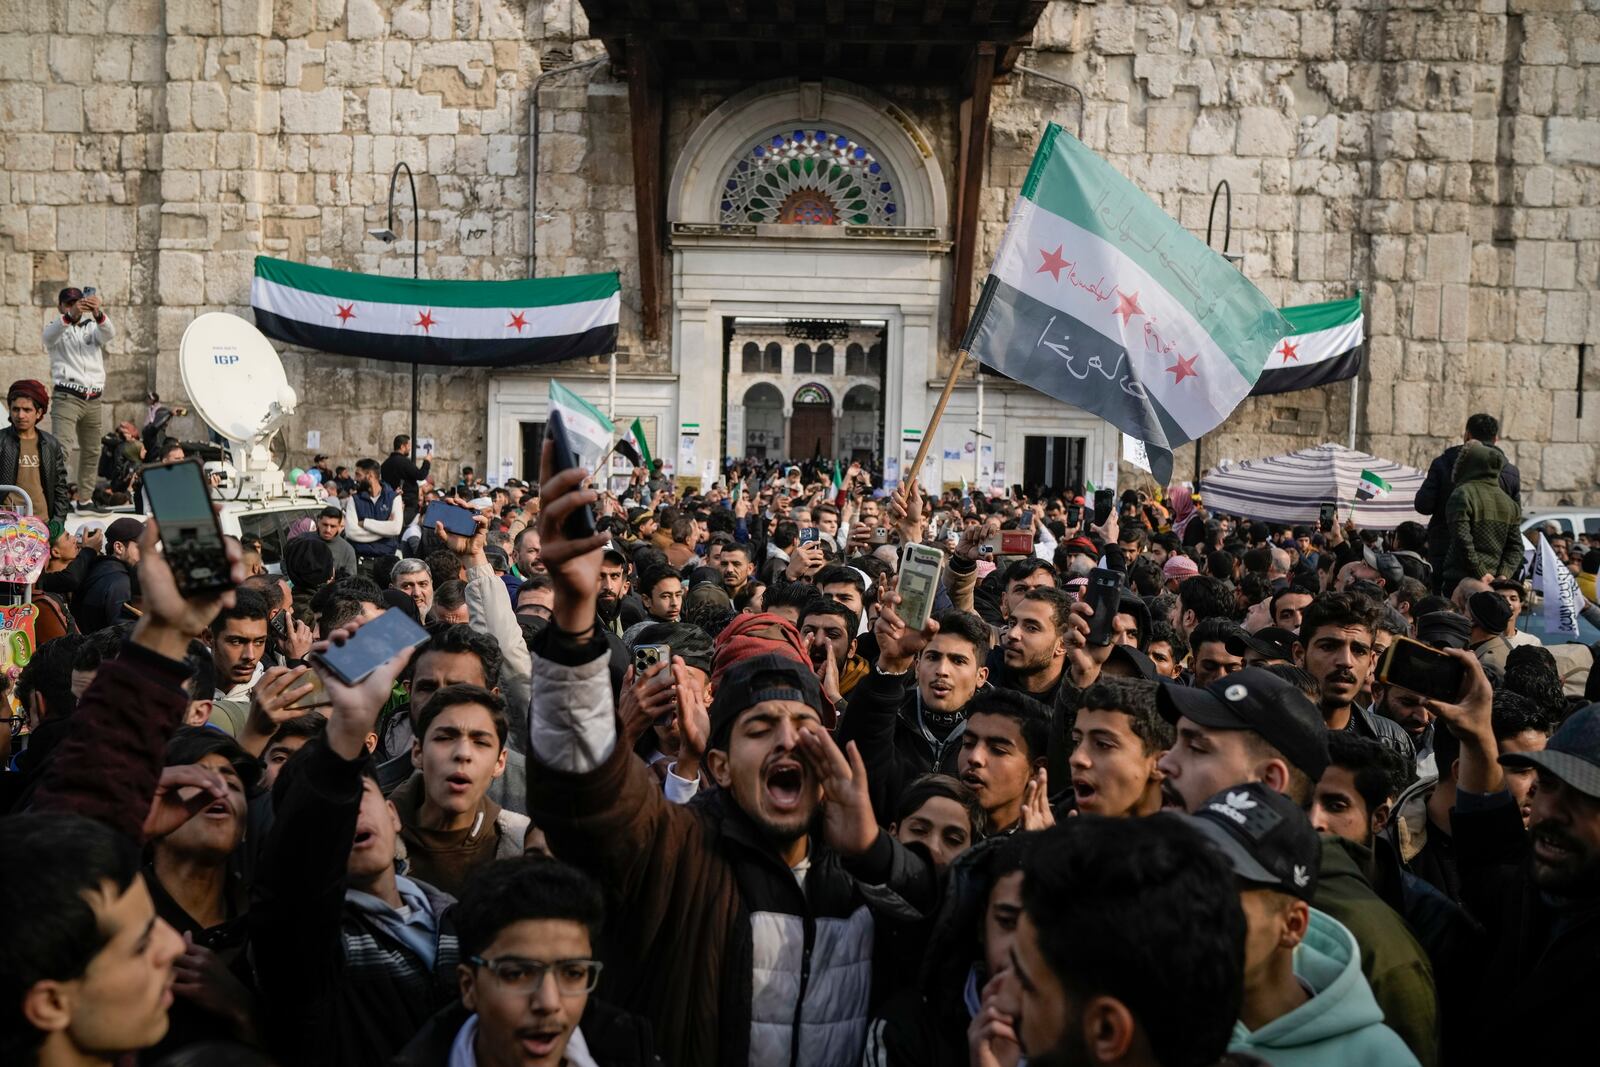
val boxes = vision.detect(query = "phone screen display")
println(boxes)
[313,607,431,686]
[1379,638,1466,703]
[1083,568,1123,646]
[141,459,231,596]
[1319,502,1338,532]
[423,500,477,538]
[545,410,596,540]
[898,545,942,631]
[1094,489,1115,527]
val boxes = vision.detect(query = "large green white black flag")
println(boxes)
[962,124,1289,485]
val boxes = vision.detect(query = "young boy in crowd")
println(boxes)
[1068,676,1171,818]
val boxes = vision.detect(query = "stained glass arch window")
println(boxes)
[720,125,901,227]
[793,383,833,406]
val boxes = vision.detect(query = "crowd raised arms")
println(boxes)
[4,414,1600,1067]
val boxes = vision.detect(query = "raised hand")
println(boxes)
[615,660,677,749]
[144,763,230,839]
[874,577,938,672]
[536,438,610,634]
[968,970,1023,1067]
[796,727,878,858]
[238,665,320,757]
[1064,599,1113,687]
[309,616,418,761]
[438,511,490,569]
[672,657,711,782]
[1019,768,1055,831]
[134,518,245,660]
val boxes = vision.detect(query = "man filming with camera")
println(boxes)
[42,286,113,493]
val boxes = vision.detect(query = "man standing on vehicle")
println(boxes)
[42,286,113,492]
[382,434,431,528]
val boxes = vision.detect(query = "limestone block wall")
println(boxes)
[1,0,1597,502]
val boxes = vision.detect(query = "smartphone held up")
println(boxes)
[140,458,232,596]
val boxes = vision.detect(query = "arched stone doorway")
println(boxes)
[742,382,784,459]
[790,382,834,460]
[840,384,880,464]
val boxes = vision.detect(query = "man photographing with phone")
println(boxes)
[42,286,113,492]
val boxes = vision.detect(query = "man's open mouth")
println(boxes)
[960,771,987,793]
[352,828,375,847]
[445,772,473,794]
[765,761,805,811]
[1159,781,1186,810]
[1072,780,1097,802]
[517,1026,567,1057]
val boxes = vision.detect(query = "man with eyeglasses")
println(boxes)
[395,855,657,1066]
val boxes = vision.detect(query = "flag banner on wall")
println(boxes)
[251,256,620,368]
[1249,294,1365,397]
[961,123,1288,486]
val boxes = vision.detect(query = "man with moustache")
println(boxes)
[523,443,936,1067]
[1295,593,1414,760]
[1428,649,1600,1062]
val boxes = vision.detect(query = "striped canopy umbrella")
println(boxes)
[1199,444,1426,529]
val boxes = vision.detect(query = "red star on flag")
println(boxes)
[334,303,356,323]
[1112,290,1144,326]
[413,309,437,333]
[1277,340,1300,362]
[507,311,528,333]
[1166,352,1200,384]
[1036,245,1068,283]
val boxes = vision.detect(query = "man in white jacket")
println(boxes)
[343,457,403,568]
[43,286,113,491]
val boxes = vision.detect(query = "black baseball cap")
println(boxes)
[707,653,824,749]
[1499,703,1600,799]
[1156,667,1330,781]
[1416,610,1471,650]
[1187,782,1321,902]
[1225,626,1298,663]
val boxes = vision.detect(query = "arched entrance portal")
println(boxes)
[840,384,880,464]
[742,382,784,459]
[789,383,834,460]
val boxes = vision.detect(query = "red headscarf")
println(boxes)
[7,379,49,414]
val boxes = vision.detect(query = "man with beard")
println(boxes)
[993,587,1072,706]
[1295,593,1414,760]
[799,600,867,706]
[595,548,633,636]
[524,443,936,1067]
[1374,679,1438,774]
[1429,650,1600,1062]
[343,457,403,566]
[1005,817,1246,1067]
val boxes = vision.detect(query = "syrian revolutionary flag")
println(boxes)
[615,417,653,468]
[963,124,1288,486]
[1250,295,1365,396]
[548,381,614,473]
[251,256,620,368]
[1355,468,1392,502]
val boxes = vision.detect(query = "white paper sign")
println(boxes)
[1122,433,1152,474]
[305,430,321,450]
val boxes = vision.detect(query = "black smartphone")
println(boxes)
[1378,636,1467,703]
[1093,489,1115,527]
[545,409,596,541]
[1065,504,1082,527]
[311,606,431,686]
[268,608,290,645]
[140,458,232,596]
[1319,502,1338,532]
[422,500,477,538]
[1083,567,1123,646]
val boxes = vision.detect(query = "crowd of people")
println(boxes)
[2,405,1599,1067]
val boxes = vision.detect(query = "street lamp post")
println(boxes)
[369,161,421,445]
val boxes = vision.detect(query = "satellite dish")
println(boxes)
[179,313,299,498]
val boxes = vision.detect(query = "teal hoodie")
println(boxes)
[1230,909,1420,1067]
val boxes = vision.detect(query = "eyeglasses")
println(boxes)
[469,956,603,996]
[4,714,23,733]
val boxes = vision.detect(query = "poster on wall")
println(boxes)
[677,426,699,492]
[884,457,900,488]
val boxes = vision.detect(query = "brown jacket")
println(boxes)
[526,634,936,1067]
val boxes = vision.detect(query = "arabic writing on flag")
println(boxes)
[961,123,1289,485]
[1530,533,1582,639]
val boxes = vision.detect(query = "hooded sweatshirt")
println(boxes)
[1442,442,1522,591]
[1231,909,1420,1067]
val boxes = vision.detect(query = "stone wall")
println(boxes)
[997,0,1600,504]
[1,0,1597,502]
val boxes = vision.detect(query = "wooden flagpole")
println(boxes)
[906,348,970,488]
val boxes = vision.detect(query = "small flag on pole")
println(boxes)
[1355,469,1392,502]
[615,417,653,468]
[1250,295,1365,397]
[1531,532,1582,638]
[547,381,614,473]
[960,123,1289,486]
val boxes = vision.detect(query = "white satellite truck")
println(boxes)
[65,313,328,571]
